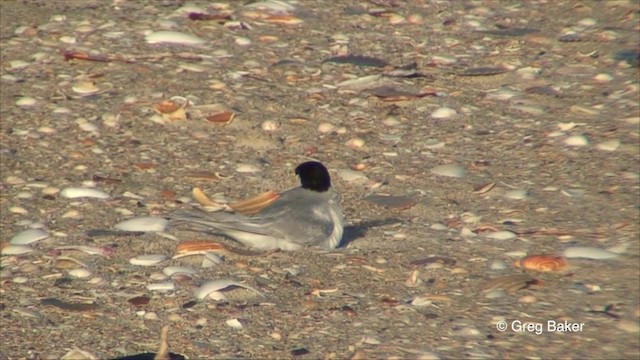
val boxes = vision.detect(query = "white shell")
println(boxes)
[202,252,224,268]
[130,254,167,266]
[483,231,517,240]
[503,189,529,200]
[10,229,48,245]
[564,135,589,147]
[235,164,262,173]
[431,107,457,119]
[1,244,33,255]
[147,281,176,291]
[563,246,619,260]
[60,187,110,199]
[597,139,620,152]
[430,164,465,178]
[115,216,169,232]
[163,266,197,277]
[195,280,264,300]
[68,268,92,279]
[145,31,205,45]
[226,318,244,329]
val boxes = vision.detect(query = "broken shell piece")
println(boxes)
[145,31,205,46]
[147,282,176,292]
[513,255,568,272]
[430,164,465,178]
[115,216,169,232]
[563,246,619,259]
[226,318,245,329]
[202,252,224,268]
[205,110,235,124]
[68,268,92,279]
[1,244,33,255]
[229,190,279,215]
[130,254,167,266]
[174,241,224,257]
[192,187,225,208]
[10,229,48,245]
[195,280,264,300]
[163,266,197,277]
[154,99,188,121]
[53,256,89,269]
[72,81,100,95]
[60,187,110,199]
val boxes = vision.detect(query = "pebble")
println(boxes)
[15,97,37,107]
[345,137,365,148]
[317,122,335,133]
[596,139,620,151]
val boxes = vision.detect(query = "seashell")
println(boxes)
[345,138,365,148]
[264,15,303,25]
[114,216,169,232]
[513,255,568,272]
[175,241,224,257]
[503,189,528,200]
[60,187,110,199]
[225,318,245,329]
[10,228,48,245]
[68,268,92,279]
[430,164,465,178]
[564,135,589,147]
[202,252,224,268]
[483,230,517,240]
[72,81,100,95]
[53,256,88,269]
[563,246,619,260]
[597,139,620,152]
[195,280,264,300]
[15,97,37,107]
[317,122,335,133]
[205,111,235,124]
[145,31,205,45]
[229,190,280,215]
[473,182,496,194]
[192,187,225,208]
[337,169,369,182]
[1,244,33,255]
[163,266,197,277]
[431,107,457,119]
[130,254,167,266]
[147,282,175,291]
[261,120,280,131]
[235,164,261,173]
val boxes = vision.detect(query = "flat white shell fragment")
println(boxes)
[145,31,205,45]
[431,107,457,119]
[147,281,176,291]
[597,139,620,151]
[564,135,589,146]
[563,246,619,260]
[483,231,517,240]
[68,268,92,279]
[226,318,244,329]
[130,254,167,266]
[10,229,49,245]
[61,187,110,199]
[163,266,197,277]
[115,216,169,232]
[195,280,264,300]
[503,189,529,200]
[1,244,33,255]
[430,164,465,178]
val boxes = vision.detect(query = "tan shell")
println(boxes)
[175,240,224,255]
[229,190,279,215]
[514,255,568,272]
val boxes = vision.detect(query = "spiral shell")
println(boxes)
[514,254,568,272]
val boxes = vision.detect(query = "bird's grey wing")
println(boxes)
[170,209,271,236]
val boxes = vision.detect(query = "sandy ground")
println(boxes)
[1,1,639,359]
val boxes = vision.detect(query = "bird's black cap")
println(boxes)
[295,161,331,192]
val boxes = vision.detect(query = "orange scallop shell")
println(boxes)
[514,254,568,272]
